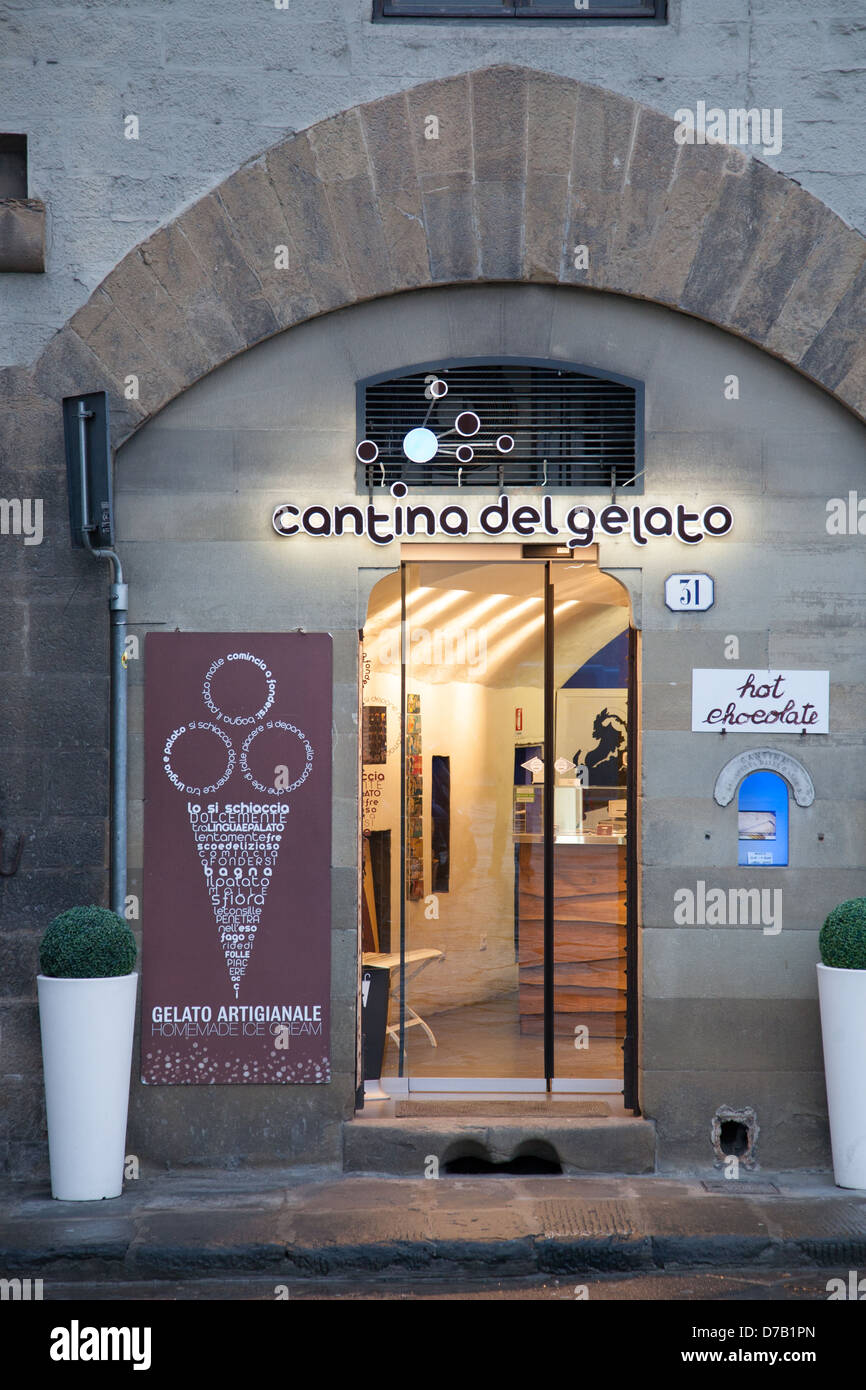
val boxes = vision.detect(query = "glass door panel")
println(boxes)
[361,558,631,1093]
[551,563,630,1086]
[398,560,547,1083]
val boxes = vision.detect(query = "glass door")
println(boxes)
[361,558,631,1094]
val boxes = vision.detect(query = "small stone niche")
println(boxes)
[712,1105,759,1169]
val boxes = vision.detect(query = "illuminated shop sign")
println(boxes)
[271,487,734,550]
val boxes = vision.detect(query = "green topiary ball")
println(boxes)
[819,898,866,970]
[39,906,137,979]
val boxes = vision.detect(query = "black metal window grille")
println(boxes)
[375,1,664,21]
[357,359,643,491]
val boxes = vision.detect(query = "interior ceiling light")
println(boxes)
[356,378,516,468]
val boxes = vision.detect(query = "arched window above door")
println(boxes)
[355,357,644,492]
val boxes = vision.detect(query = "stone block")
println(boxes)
[641,997,823,1072]
[641,867,866,936]
[173,194,281,352]
[764,218,866,364]
[800,255,866,392]
[563,84,635,291]
[265,133,355,312]
[471,67,527,186]
[318,174,395,302]
[138,221,247,362]
[0,199,45,273]
[0,1079,45,1143]
[475,180,525,281]
[405,74,473,179]
[0,932,41,997]
[0,1003,41,1072]
[681,160,792,325]
[642,167,745,333]
[728,188,835,343]
[420,172,479,283]
[606,108,679,296]
[21,817,106,873]
[360,93,431,291]
[641,1069,831,1171]
[0,867,108,928]
[642,927,823,999]
[68,293,178,421]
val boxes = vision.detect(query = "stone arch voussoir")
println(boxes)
[8,63,866,461]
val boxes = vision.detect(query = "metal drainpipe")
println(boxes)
[77,400,128,920]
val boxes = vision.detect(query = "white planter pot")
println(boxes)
[816,963,866,1189]
[37,973,137,1201]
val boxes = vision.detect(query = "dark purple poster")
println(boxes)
[142,633,332,1084]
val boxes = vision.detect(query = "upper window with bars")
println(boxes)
[355,359,644,492]
[374,1,664,20]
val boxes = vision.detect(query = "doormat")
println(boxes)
[394,1100,611,1118]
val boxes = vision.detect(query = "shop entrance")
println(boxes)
[361,556,636,1100]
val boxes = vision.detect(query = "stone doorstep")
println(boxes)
[341,1114,658,1175]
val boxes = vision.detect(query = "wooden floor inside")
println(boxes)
[381,993,623,1082]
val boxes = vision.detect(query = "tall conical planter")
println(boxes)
[37,973,138,1201]
[817,963,866,1190]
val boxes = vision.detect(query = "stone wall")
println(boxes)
[112,282,864,1172]
[2,65,866,1175]
[4,1,866,365]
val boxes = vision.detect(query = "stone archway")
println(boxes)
[7,62,866,467]
[4,61,866,930]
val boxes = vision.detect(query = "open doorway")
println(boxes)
[361,557,636,1100]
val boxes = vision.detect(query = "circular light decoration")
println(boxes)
[455,411,481,437]
[355,439,379,464]
[402,427,439,464]
[355,376,518,472]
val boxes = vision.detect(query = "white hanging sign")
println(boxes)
[691,670,829,733]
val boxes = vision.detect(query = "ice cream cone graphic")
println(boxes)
[162,653,313,997]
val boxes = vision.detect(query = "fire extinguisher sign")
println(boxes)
[515,708,523,732]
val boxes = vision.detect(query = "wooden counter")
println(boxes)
[516,839,626,1040]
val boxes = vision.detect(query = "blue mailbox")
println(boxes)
[737,770,789,867]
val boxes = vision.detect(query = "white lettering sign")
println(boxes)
[272,488,734,550]
[691,670,829,734]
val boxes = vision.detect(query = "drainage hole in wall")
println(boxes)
[718,1120,750,1157]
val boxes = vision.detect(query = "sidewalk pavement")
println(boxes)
[2,1169,866,1284]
